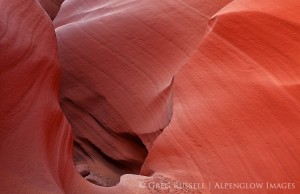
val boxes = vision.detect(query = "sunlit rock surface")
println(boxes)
[141,1,300,194]
[1,0,300,193]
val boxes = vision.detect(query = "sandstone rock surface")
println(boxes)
[1,0,300,193]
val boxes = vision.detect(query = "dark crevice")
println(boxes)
[60,80,174,187]
[61,97,149,186]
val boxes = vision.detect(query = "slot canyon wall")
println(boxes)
[0,0,299,194]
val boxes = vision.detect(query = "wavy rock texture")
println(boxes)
[0,0,74,193]
[141,1,300,194]
[54,0,231,186]
[1,0,300,194]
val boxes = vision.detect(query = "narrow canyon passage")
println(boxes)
[53,0,230,188]
[1,0,300,194]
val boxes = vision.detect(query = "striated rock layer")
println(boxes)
[142,0,300,193]
[0,0,74,193]
[1,0,300,193]
[54,0,231,186]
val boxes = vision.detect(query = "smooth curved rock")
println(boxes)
[0,0,74,193]
[54,0,231,185]
[141,1,300,194]
[1,0,300,193]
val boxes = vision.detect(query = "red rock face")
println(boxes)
[141,1,300,193]
[1,0,300,193]
[0,0,75,193]
[53,0,232,186]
